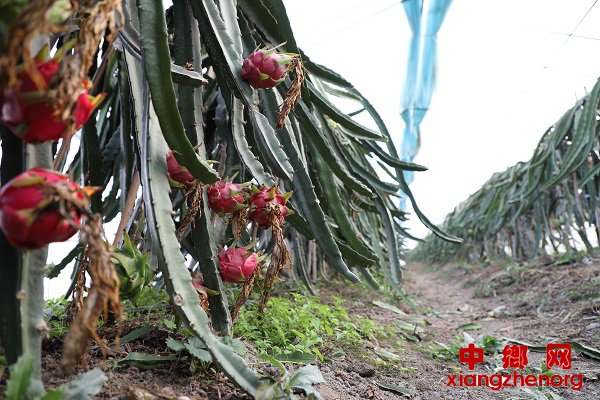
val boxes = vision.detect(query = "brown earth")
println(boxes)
[317,257,600,400]
[4,257,600,399]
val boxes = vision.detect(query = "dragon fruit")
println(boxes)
[0,58,104,143]
[190,270,219,310]
[207,180,248,215]
[0,168,87,249]
[166,150,195,187]
[248,185,291,228]
[218,246,262,283]
[240,48,295,89]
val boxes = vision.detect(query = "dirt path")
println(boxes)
[401,260,600,399]
[321,259,600,400]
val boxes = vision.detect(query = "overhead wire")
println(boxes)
[548,0,599,59]
[531,0,600,90]
[306,0,402,49]
[526,28,600,42]
[562,0,599,46]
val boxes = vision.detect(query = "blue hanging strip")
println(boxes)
[399,0,452,208]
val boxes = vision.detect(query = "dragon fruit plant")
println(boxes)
[0,0,440,396]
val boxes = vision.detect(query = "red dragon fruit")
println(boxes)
[207,180,248,215]
[248,185,291,228]
[218,246,262,283]
[166,150,195,187]
[0,168,88,249]
[0,58,104,143]
[240,48,295,89]
[190,270,219,310]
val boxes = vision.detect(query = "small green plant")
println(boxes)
[256,354,324,400]
[166,330,247,374]
[122,287,171,323]
[43,298,69,338]
[429,333,504,361]
[566,278,600,301]
[166,336,212,373]
[112,233,155,305]
[234,293,381,360]
[556,251,586,266]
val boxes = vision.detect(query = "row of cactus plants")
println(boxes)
[411,80,600,264]
[0,0,454,396]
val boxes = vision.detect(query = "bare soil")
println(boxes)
[301,257,600,399]
[4,257,600,399]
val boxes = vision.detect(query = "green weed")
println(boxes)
[234,293,381,359]
[43,298,69,338]
[566,278,600,301]
[122,287,171,323]
[556,251,587,266]
[429,333,504,361]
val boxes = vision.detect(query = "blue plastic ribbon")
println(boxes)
[399,0,452,208]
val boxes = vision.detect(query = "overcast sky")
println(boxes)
[284,0,600,240]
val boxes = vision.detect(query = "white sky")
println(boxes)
[284,0,600,240]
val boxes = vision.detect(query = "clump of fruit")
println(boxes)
[0,49,104,143]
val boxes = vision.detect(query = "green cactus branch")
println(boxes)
[138,0,219,184]
[140,104,260,395]
[0,127,24,366]
[412,79,600,263]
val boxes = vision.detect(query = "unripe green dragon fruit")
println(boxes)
[241,48,296,89]
[112,233,154,304]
